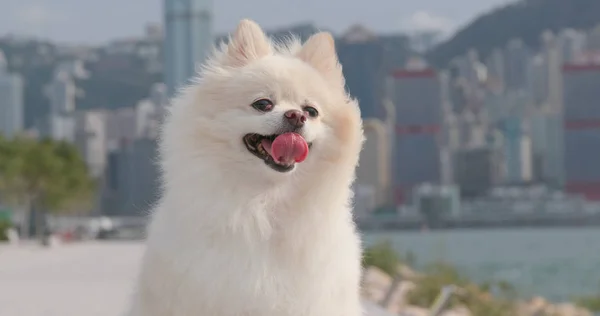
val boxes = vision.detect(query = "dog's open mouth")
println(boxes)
[243,132,311,172]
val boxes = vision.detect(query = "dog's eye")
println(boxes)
[251,99,274,112]
[303,106,319,118]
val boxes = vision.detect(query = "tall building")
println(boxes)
[541,31,563,112]
[586,25,600,52]
[164,0,213,96]
[388,68,444,204]
[380,34,412,71]
[38,64,87,142]
[464,49,486,87]
[485,48,505,89]
[337,25,412,120]
[74,110,107,179]
[454,146,504,198]
[530,54,548,105]
[36,115,76,142]
[150,83,169,108]
[135,99,164,139]
[103,138,160,216]
[105,107,137,151]
[149,82,169,125]
[558,29,586,63]
[504,38,531,92]
[337,25,386,119]
[529,109,562,186]
[45,65,85,115]
[0,50,24,138]
[355,118,392,209]
[500,117,533,183]
[562,62,600,200]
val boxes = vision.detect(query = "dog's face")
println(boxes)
[164,20,363,184]
[211,56,331,174]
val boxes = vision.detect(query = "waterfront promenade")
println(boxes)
[0,242,144,316]
[0,242,393,316]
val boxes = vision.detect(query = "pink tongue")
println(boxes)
[263,133,309,165]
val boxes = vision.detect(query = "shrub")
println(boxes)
[0,219,11,241]
[406,261,515,316]
[575,295,600,312]
[362,241,516,316]
[362,240,402,276]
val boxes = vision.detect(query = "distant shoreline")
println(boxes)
[358,213,600,231]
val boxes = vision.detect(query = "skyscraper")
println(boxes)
[541,31,563,113]
[0,51,24,138]
[485,48,505,89]
[355,119,392,209]
[558,29,586,63]
[164,0,213,96]
[389,68,444,204]
[74,110,108,179]
[504,38,531,92]
[563,63,600,200]
[37,70,79,142]
[337,25,386,119]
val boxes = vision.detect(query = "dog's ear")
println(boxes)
[225,19,272,67]
[297,32,344,87]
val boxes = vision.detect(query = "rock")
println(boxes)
[362,266,393,303]
[362,300,396,316]
[362,266,417,313]
[397,305,429,316]
[441,305,472,316]
[382,281,417,313]
[516,298,593,316]
[519,296,551,315]
[550,302,592,316]
[398,264,422,280]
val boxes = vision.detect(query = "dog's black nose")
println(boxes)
[284,109,307,128]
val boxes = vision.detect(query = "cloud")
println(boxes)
[400,11,455,34]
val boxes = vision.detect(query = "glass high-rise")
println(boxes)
[164,0,213,96]
[0,52,24,138]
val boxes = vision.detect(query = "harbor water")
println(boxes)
[363,227,600,301]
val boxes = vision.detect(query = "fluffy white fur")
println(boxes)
[127,19,365,316]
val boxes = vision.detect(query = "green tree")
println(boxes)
[0,136,95,241]
[0,135,23,202]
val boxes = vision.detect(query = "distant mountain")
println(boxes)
[427,0,600,67]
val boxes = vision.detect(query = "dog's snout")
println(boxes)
[284,109,307,128]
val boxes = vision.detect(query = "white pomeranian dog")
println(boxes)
[127,19,365,316]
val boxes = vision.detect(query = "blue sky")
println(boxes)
[0,0,515,44]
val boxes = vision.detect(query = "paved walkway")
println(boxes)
[0,242,144,316]
[0,242,392,316]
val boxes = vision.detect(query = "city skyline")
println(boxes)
[0,0,514,44]
[3,0,600,216]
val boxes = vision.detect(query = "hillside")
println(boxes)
[428,0,600,67]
